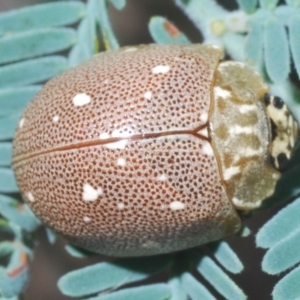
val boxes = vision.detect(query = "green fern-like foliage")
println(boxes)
[1,0,300,299]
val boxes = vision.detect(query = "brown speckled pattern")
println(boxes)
[12,44,241,256]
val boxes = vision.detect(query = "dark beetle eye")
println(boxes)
[277,152,289,170]
[273,96,284,109]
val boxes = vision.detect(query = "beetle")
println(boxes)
[12,44,299,256]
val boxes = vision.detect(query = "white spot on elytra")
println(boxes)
[223,166,241,181]
[52,115,59,122]
[83,216,91,223]
[82,183,102,202]
[124,47,138,52]
[152,65,170,74]
[158,174,167,181]
[117,157,126,166]
[105,140,128,149]
[239,104,256,114]
[112,127,132,138]
[214,86,232,99]
[200,112,208,123]
[202,143,214,156]
[170,201,185,211]
[19,118,25,128]
[144,91,152,100]
[26,192,35,202]
[73,93,91,106]
[117,202,125,210]
[99,132,110,139]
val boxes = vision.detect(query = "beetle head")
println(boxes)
[264,94,299,172]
